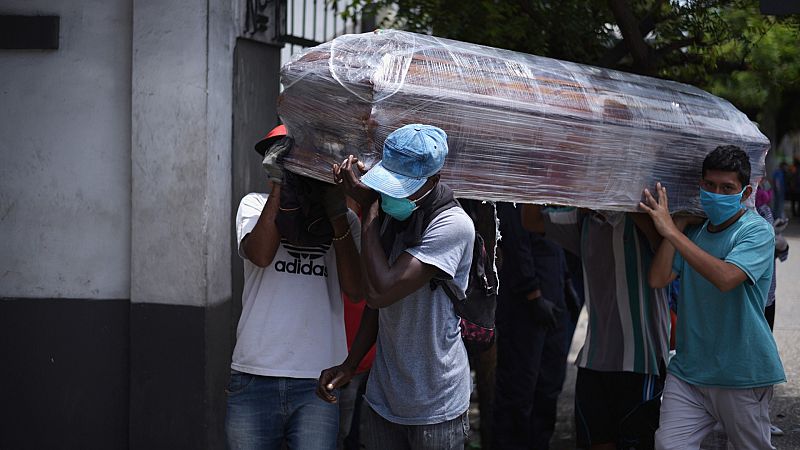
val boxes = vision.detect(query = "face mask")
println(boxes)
[380,188,433,221]
[700,188,745,226]
[381,195,415,221]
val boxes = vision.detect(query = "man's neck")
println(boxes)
[707,208,746,233]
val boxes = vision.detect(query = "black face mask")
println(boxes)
[275,171,333,245]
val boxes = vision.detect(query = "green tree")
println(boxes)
[342,0,800,127]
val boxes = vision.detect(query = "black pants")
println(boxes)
[493,296,568,450]
[790,191,800,217]
[765,303,776,331]
[574,368,664,449]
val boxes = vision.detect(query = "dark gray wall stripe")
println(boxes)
[0,298,130,450]
[1,298,233,450]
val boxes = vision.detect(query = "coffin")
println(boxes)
[277,30,769,212]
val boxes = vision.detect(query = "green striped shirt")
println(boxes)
[544,209,670,375]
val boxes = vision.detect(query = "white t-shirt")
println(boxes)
[232,192,360,379]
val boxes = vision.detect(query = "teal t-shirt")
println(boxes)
[670,209,785,388]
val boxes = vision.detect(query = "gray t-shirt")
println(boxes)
[365,207,474,425]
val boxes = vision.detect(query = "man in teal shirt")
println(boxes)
[640,145,785,449]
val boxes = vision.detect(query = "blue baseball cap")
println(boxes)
[361,124,448,198]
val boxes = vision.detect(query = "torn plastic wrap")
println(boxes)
[277,30,770,213]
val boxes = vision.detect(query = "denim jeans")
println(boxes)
[361,403,468,450]
[225,371,339,450]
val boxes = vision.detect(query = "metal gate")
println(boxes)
[242,0,367,63]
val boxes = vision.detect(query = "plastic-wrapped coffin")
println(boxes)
[277,30,769,212]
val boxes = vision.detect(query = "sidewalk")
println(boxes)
[765,216,800,448]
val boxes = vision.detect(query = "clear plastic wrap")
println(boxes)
[277,30,770,212]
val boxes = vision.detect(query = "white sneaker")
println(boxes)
[770,424,784,436]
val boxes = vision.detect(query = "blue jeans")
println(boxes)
[225,371,339,450]
[361,403,468,450]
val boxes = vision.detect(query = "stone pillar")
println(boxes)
[130,0,234,447]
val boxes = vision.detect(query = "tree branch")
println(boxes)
[654,34,704,56]
[599,0,665,69]
[607,0,656,73]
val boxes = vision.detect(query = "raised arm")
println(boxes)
[630,212,663,251]
[323,186,363,299]
[332,155,441,309]
[358,199,440,308]
[241,183,282,267]
[649,232,679,289]
[641,183,748,292]
[330,213,363,299]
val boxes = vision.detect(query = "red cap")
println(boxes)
[254,124,288,155]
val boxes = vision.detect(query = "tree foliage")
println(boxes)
[685,7,800,115]
[341,0,800,125]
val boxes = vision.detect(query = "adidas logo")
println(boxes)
[274,240,330,277]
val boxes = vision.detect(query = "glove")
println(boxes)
[261,136,293,184]
[529,295,562,329]
[323,185,348,219]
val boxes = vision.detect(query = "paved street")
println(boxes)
[765,217,800,449]
[550,217,800,449]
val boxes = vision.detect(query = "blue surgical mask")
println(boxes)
[700,188,746,226]
[381,194,416,221]
[380,188,433,221]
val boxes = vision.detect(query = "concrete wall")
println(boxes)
[131,0,233,307]
[1,0,284,447]
[0,0,132,300]
[129,0,237,447]
[0,1,135,448]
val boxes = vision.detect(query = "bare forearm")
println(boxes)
[638,183,736,289]
[631,213,663,251]
[361,201,394,293]
[342,306,378,371]
[243,184,282,267]
[649,239,677,288]
[331,214,363,298]
[359,201,436,308]
[664,229,746,292]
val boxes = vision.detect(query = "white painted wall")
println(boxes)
[131,0,234,307]
[0,0,236,306]
[0,0,133,299]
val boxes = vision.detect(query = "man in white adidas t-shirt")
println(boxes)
[226,125,362,450]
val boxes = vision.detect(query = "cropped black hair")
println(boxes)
[702,145,751,187]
